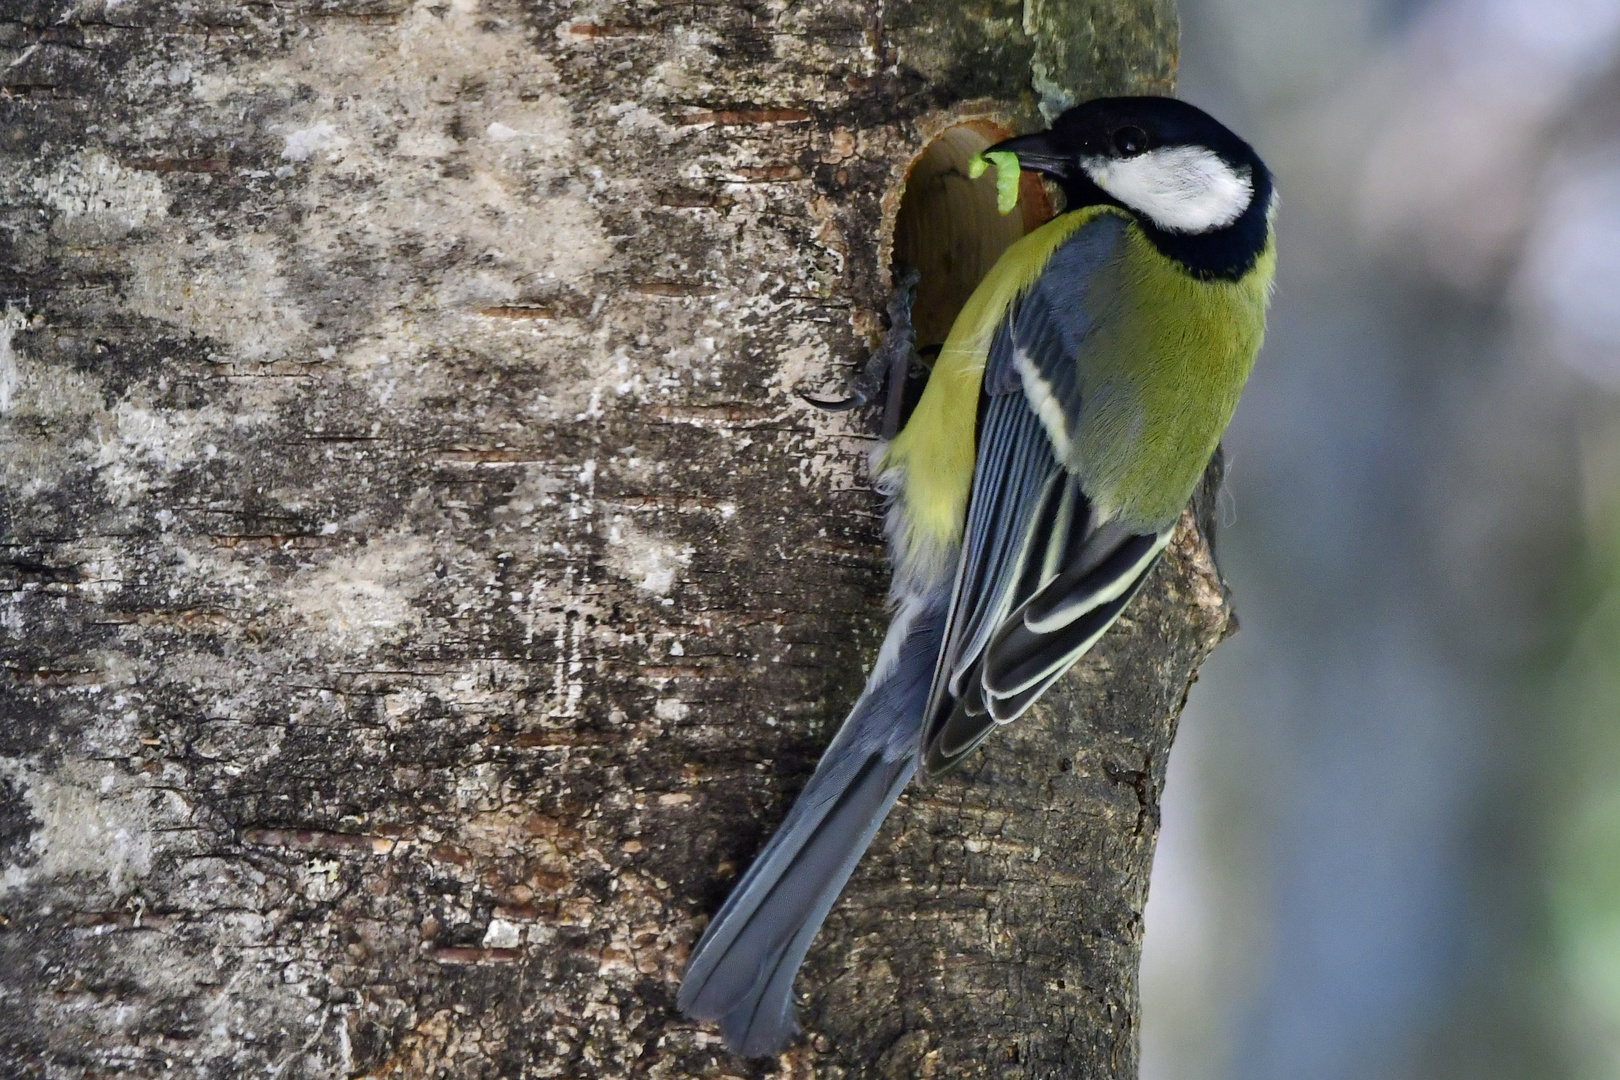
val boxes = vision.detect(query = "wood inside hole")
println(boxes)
[892,121,1055,350]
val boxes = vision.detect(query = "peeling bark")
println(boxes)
[0,0,1208,1077]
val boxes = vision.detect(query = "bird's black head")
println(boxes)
[988,97,1274,279]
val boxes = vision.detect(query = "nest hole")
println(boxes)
[893,121,1056,350]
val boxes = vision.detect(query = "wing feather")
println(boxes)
[942,390,1061,697]
[982,533,1168,698]
[918,211,1181,776]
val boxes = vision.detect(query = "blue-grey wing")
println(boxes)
[919,211,1173,776]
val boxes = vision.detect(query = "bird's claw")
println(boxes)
[800,267,922,434]
[802,390,869,412]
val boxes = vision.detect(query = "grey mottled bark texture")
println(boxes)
[0,0,1213,1076]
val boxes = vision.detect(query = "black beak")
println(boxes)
[985,131,1072,180]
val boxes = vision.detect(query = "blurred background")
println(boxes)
[1139,1,1620,1077]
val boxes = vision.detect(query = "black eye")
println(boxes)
[1112,126,1149,156]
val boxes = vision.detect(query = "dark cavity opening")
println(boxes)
[892,121,1055,351]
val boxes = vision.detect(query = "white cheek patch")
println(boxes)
[1080,145,1254,233]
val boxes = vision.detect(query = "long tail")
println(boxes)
[677,586,950,1056]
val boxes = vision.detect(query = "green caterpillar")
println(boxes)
[968,150,1022,215]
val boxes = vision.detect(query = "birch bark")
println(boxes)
[0,0,1211,1076]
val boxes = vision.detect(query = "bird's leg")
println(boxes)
[803,266,921,437]
[877,266,922,440]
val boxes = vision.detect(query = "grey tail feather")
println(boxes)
[677,587,949,1057]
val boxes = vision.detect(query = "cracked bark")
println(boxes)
[0,0,1216,1076]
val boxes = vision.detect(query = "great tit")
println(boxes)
[679,96,1276,1056]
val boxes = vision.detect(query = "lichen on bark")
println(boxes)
[0,0,1211,1077]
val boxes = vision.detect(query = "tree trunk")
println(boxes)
[0,0,1213,1077]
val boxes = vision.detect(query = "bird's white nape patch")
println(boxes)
[1080,146,1254,233]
